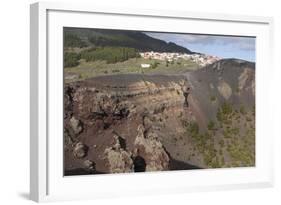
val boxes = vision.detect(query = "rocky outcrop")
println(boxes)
[83,160,96,171]
[64,60,255,175]
[73,142,88,158]
[133,125,170,171]
[70,116,83,135]
[238,68,255,95]
[104,135,134,173]
[217,80,232,100]
[72,88,130,121]
[64,74,188,175]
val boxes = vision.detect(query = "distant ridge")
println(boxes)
[205,58,255,70]
[64,27,194,54]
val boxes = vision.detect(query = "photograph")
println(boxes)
[63,27,255,176]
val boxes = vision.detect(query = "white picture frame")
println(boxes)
[30,1,274,202]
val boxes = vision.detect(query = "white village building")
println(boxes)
[140,63,151,68]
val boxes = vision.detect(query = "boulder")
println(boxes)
[133,125,170,172]
[70,116,83,135]
[217,80,232,100]
[83,160,95,170]
[73,142,88,158]
[104,135,133,173]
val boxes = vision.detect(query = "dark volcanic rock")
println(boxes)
[69,116,83,135]
[73,142,88,158]
[83,159,96,171]
[133,125,170,171]
[64,60,255,174]
[104,135,134,173]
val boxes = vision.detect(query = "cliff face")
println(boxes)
[64,59,255,175]
[64,74,192,174]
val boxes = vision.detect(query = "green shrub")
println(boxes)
[187,122,199,135]
[240,106,246,115]
[219,139,225,147]
[208,120,216,130]
[231,127,240,135]
[246,116,252,122]
[112,69,120,73]
[252,106,255,115]
[216,110,223,122]
[64,52,81,67]
[220,156,225,166]
[223,130,231,139]
[216,103,234,124]
[151,61,160,69]
[221,103,233,115]
[210,96,216,102]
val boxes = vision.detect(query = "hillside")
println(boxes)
[185,59,255,122]
[64,27,194,53]
[63,58,255,174]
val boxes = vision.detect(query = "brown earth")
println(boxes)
[64,59,255,175]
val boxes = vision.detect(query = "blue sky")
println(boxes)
[145,32,256,62]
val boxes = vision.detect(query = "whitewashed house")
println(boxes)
[141,63,151,68]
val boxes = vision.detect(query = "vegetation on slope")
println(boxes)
[64,52,81,67]
[182,103,255,168]
[64,58,197,82]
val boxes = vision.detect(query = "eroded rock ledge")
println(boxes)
[64,74,190,174]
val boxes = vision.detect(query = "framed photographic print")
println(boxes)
[30,1,274,202]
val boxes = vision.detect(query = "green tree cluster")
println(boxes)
[64,52,81,67]
[80,46,139,63]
